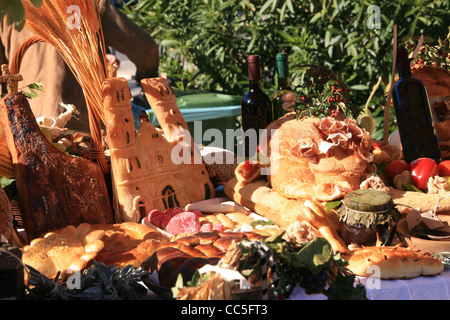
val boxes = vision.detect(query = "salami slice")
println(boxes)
[166,211,201,235]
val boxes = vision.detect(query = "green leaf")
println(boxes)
[401,183,425,193]
[30,0,44,7]
[5,0,26,31]
[350,84,369,91]
[324,272,368,300]
[325,200,342,210]
[293,237,333,274]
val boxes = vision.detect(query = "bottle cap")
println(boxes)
[276,53,288,61]
[248,55,260,63]
[276,53,289,79]
[248,55,261,81]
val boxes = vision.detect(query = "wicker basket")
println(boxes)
[8,35,110,175]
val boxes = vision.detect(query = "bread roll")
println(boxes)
[194,244,224,258]
[225,177,348,252]
[344,245,444,279]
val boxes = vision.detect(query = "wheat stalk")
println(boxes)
[21,0,109,173]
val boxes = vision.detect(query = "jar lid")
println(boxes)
[343,189,393,212]
[339,189,399,229]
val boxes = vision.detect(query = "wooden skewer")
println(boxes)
[383,25,397,144]
[412,34,424,60]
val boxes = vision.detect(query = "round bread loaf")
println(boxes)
[265,115,373,201]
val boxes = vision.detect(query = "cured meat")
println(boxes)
[0,92,114,241]
[166,211,201,235]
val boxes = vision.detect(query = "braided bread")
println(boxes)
[143,231,267,287]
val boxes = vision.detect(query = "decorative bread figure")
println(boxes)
[0,65,114,241]
[103,77,214,223]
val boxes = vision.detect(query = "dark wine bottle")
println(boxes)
[271,52,298,121]
[241,55,272,158]
[392,47,441,163]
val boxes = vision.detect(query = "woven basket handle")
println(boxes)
[9,35,44,75]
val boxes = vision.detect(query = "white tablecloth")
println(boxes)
[288,270,450,300]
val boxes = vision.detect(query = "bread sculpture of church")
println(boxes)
[102,77,215,223]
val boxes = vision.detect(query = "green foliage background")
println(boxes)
[124,0,449,138]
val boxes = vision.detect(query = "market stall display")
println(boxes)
[0,0,449,302]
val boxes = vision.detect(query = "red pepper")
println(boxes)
[438,160,450,177]
[385,159,409,181]
[409,157,439,190]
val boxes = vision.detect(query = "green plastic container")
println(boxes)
[132,92,242,149]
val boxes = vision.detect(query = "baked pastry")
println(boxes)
[21,223,105,280]
[388,187,450,215]
[142,231,266,288]
[225,177,348,253]
[344,245,444,279]
[92,222,169,268]
[102,77,214,223]
[199,211,283,237]
[0,187,14,244]
[0,144,14,179]
[264,115,373,201]
[0,91,114,241]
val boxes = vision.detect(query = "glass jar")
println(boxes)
[337,189,400,246]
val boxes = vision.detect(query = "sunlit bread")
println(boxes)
[264,114,373,201]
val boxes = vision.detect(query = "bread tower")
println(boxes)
[103,77,214,223]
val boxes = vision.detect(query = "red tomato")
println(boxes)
[438,160,450,177]
[409,158,439,190]
[385,159,410,181]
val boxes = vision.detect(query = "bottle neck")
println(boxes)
[398,66,412,79]
[277,77,290,89]
[396,47,412,79]
[249,79,262,89]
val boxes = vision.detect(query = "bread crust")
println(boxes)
[0,187,14,244]
[344,245,444,279]
[92,222,169,268]
[266,115,373,201]
[143,231,268,288]
[21,223,106,280]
